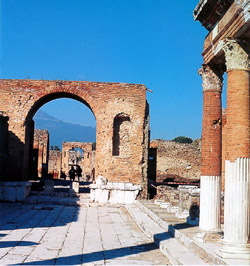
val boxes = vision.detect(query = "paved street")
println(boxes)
[0,199,170,265]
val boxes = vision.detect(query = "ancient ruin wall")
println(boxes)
[33,129,49,178]
[48,150,62,179]
[0,79,149,194]
[61,142,94,179]
[150,139,201,182]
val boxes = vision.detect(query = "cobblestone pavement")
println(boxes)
[0,200,170,265]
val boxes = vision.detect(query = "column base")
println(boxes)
[219,242,250,260]
[194,230,223,243]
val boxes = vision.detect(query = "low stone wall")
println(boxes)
[0,181,32,202]
[90,180,141,204]
[155,185,200,224]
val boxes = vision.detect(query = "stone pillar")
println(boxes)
[198,65,223,238]
[0,114,9,180]
[220,38,250,259]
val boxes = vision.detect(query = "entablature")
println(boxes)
[197,0,250,65]
[194,0,234,31]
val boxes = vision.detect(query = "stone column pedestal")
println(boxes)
[199,176,222,232]
[219,158,250,259]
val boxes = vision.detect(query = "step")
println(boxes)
[135,200,230,265]
[126,204,208,265]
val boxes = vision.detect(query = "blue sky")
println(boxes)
[1,0,215,140]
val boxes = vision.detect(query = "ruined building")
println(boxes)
[0,80,149,198]
[61,141,95,180]
[32,129,49,178]
[194,0,250,259]
[48,149,62,179]
[148,139,201,183]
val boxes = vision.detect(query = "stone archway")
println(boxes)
[0,79,149,196]
[23,90,96,181]
[61,142,94,181]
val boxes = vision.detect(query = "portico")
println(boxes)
[194,0,250,259]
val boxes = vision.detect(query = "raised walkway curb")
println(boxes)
[125,203,208,265]
[126,200,249,265]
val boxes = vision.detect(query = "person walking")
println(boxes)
[76,165,82,182]
[69,166,76,181]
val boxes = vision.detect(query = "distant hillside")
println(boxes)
[34,110,96,148]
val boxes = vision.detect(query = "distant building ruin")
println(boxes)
[61,141,95,180]
[32,129,49,178]
[48,149,62,179]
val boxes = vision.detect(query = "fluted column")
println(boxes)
[220,38,250,259]
[198,65,223,237]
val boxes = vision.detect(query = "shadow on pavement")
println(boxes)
[0,240,38,248]
[19,242,160,265]
[0,196,81,230]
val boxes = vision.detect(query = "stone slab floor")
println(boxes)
[0,201,170,265]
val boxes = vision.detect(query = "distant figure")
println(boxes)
[76,165,82,182]
[69,166,76,181]
[60,170,66,180]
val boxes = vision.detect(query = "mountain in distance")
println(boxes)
[34,110,96,149]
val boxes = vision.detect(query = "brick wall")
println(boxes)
[0,79,149,196]
[48,150,62,179]
[61,142,94,179]
[33,129,49,178]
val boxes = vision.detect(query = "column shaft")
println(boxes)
[198,65,223,235]
[201,90,222,176]
[199,175,221,231]
[221,38,250,259]
[226,69,250,161]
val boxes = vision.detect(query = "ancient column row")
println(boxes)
[199,38,250,259]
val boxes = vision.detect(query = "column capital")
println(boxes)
[223,38,250,71]
[199,64,224,92]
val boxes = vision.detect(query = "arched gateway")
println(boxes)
[0,79,150,198]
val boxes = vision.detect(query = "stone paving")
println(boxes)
[0,197,170,265]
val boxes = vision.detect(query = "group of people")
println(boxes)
[69,165,82,181]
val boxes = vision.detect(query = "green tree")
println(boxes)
[172,136,193,144]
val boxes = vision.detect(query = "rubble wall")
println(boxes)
[150,139,201,183]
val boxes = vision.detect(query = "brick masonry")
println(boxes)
[225,70,250,161]
[61,142,94,180]
[48,150,62,179]
[201,90,222,176]
[33,129,49,178]
[149,139,201,183]
[0,79,149,196]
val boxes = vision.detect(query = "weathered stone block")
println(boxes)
[94,188,109,203]
[16,182,32,201]
[90,182,141,204]
[44,180,54,195]
[69,182,79,196]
